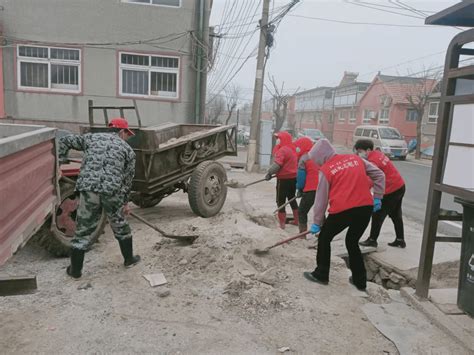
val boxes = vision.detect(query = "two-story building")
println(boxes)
[332,72,370,146]
[0,0,211,130]
[294,86,334,140]
[421,92,441,150]
[355,74,438,144]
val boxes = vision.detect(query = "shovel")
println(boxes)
[272,196,298,214]
[226,176,274,189]
[130,212,199,243]
[253,230,312,255]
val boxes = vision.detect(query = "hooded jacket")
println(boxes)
[294,137,319,192]
[273,131,297,179]
[309,139,385,225]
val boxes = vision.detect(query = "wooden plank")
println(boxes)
[434,183,474,201]
[0,275,37,296]
[447,65,474,79]
[435,236,462,243]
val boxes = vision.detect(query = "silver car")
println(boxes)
[353,125,408,160]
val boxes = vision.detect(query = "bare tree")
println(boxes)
[405,69,440,159]
[224,84,241,125]
[207,94,226,124]
[265,75,299,134]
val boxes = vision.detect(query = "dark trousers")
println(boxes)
[298,190,316,226]
[276,178,298,212]
[313,205,372,288]
[369,185,405,241]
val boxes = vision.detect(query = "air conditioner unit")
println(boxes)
[369,111,377,119]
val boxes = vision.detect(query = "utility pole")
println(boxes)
[246,0,271,172]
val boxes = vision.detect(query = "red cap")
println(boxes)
[108,117,135,136]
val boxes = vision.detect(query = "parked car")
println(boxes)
[353,125,408,160]
[299,128,325,142]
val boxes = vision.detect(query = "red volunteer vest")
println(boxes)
[274,145,297,179]
[367,151,404,195]
[303,159,319,192]
[320,154,373,214]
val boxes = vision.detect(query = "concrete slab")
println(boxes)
[365,220,460,272]
[429,288,464,315]
[401,287,474,352]
[362,302,468,354]
[429,288,458,305]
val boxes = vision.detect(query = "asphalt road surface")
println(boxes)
[392,159,463,237]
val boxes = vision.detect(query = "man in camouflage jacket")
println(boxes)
[59,117,140,279]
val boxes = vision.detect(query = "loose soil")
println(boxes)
[0,172,462,354]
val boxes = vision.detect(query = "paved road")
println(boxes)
[392,159,463,236]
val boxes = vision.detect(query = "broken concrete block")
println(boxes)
[143,273,168,287]
[386,281,401,290]
[379,268,390,280]
[374,273,383,285]
[366,268,375,281]
[179,259,188,266]
[389,272,405,284]
[365,258,380,273]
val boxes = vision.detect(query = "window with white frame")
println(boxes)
[428,101,439,123]
[406,109,419,122]
[363,109,373,124]
[349,110,356,123]
[119,52,179,99]
[379,109,389,124]
[338,110,346,122]
[122,0,180,7]
[17,45,81,93]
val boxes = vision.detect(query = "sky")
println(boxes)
[207,0,462,102]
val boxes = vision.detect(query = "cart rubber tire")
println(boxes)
[188,161,227,218]
[34,183,106,257]
[130,193,163,208]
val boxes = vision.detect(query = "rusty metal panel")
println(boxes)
[0,125,57,266]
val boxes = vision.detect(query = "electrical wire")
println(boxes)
[288,14,435,28]
[208,0,261,94]
[344,0,425,19]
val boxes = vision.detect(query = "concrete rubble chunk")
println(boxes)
[389,272,405,284]
[379,268,390,280]
[386,281,401,290]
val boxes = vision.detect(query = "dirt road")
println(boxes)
[0,171,463,354]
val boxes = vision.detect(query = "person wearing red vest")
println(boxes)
[294,137,319,233]
[354,139,406,248]
[303,139,385,291]
[265,131,298,229]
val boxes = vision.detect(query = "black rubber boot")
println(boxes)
[388,239,406,248]
[359,238,378,248]
[349,276,366,291]
[303,271,328,285]
[118,238,141,267]
[66,248,84,279]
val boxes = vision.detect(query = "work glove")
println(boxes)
[296,190,303,198]
[310,223,321,234]
[264,173,273,181]
[373,198,382,212]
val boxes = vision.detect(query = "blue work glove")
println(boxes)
[310,223,321,234]
[373,198,382,212]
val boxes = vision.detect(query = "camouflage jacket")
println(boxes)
[59,133,136,203]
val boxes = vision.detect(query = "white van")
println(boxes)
[353,125,408,160]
